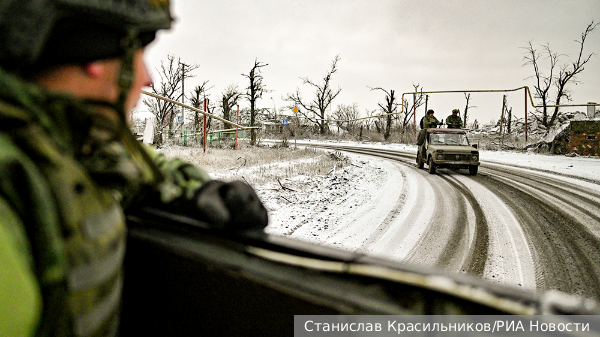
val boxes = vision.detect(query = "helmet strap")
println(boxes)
[115,29,165,184]
[115,29,139,121]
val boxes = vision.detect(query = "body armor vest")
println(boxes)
[0,94,127,337]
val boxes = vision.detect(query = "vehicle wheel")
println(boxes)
[428,156,436,174]
[469,165,478,175]
[417,152,424,169]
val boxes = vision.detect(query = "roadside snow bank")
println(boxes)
[260,152,392,246]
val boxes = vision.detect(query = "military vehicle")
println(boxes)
[417,128,480,175]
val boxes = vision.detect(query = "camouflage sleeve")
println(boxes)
[150,147,212,201]
[423,117,433,129]
[122,145,212,208]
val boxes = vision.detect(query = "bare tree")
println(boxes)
[333,103,360,133]
[284,55,342,135]
[188,80,212,131]
[143,54,198,144]
[369,87,400,140]
[522,21,597,129]
[463,93,475,128]
[363,109,379,132]
[242,59,268,145]
[400,84,426,133]
[220,83,242,128]
[369,109,385,134]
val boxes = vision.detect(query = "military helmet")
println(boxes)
[0,0,172,72]
[427,109,434,115]
[452,109,459,114]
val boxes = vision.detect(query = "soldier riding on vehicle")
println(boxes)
[422,109,442,130]
[446,109,463,129]
[417,109,443,162]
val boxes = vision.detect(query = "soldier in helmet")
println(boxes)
[446,109,464,129]
[0,1,267,336]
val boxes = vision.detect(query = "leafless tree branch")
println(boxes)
[284,55,342,135]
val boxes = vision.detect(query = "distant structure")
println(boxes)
[588,102,597,119]
[143,117,155,144]
[568,120,600,156]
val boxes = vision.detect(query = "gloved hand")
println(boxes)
[193,180,268,231]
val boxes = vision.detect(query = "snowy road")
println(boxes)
[262,143,600,301]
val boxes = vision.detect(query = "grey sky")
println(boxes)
[143,0,600,125]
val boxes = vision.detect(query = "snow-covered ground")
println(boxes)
[260,140,600,253]
[480,148,600,183]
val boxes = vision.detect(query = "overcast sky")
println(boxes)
[141,0,600,126]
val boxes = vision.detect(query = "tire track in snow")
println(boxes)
[451,173,536,290]
[479,168,600,299]
[438,173,488,277]
[399,172,470,270]
[360,165,435,260]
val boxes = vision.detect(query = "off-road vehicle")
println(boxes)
[416,128,480,175]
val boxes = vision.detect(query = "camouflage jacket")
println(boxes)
[422,115,441,129]
[0,68,209,337]
[446,114,463,128]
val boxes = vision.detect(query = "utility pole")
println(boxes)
[500,95,506,136]
[235,104,239,150]
[413,93,416,133]
[180,61,188,127]
[203,98,207,153]
[271,97,277,134]
[500,95,507,149]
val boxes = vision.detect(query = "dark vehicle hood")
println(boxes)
[120,209,600,335]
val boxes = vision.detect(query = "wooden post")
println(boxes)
[524,87,528,142]
[413,97,416,133]
[500,95,506,136]
[203,98,207,153]
[500,95,506,149]
[235,104,239,150]
[424,95,429,129]
[413,93,416,134]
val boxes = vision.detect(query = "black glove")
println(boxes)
[194,180,268,231]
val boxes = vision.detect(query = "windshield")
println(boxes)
[429,133,470,146]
